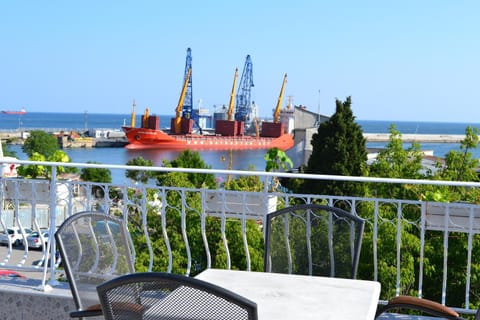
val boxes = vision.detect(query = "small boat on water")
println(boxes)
[1,108,26,115]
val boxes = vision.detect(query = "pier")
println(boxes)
[363,133,465,143]
[0,129,128,148]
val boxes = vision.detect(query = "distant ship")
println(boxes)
[1,108,26,115]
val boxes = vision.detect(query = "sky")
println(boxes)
[1,1,479,122]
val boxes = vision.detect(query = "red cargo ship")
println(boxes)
[1,108,26,115]
[122,122,294,151]
[122,52,294,151]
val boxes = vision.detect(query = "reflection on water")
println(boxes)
[9,145,271,184]
[126,149,268,171]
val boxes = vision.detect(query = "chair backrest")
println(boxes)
[264,204,365,279]
[55,211,135,315]
[97,272,258,320]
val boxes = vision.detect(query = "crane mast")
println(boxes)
[174,67,192,134]
[227,68,238,121]
[182,48,194,120]
[235,55,254,123]
[130,99,136,127]
[273,74,287,123]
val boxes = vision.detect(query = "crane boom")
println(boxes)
[273,74,287,123]
[235,55,254,122]
[227,68,238,121]
[174,67,192,134]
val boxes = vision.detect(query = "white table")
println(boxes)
[196,269,381,320]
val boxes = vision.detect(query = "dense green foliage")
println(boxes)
[16,130,77,178]
[369,125,426,199]
[80,161,112,183]
[264,147,293,192]
[156,150,216,188]
[22,130,59,158]
[346,124,480,306]
[304,96,368,197]
[439,126,480,182]
[17,149,75,178]
[125,156,154,183]
[17,152,46,178]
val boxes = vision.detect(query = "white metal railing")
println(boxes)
[1,159,480,315]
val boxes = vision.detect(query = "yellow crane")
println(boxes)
[142,107,150,128]
[130,99,136,127]
[273,74,287,123]
[174,67,192,134]
[227,68,238,121]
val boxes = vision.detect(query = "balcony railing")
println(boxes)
[1,159,480,316]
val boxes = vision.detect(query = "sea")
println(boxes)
[2,112,480,184]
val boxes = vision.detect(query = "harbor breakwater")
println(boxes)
[0,129,128,148]
[363,133,465,143]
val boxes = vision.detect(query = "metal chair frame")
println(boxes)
[264,203,366,279]
[97,272,258,320]
[55,211,135,319]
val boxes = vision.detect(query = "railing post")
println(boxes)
[47,165,59,287]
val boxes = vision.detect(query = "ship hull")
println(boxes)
[122,127,294,151]
[2,110,26,115]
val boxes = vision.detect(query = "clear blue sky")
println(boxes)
[1,1,479,122]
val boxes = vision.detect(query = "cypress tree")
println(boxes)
[304,96,367,196]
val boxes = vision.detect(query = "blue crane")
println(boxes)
[235,55,254,123]
[182,48,194,120]
[180,48,204,133]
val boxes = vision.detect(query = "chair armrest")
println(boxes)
[70,304,103,318]
[375,296,462,320]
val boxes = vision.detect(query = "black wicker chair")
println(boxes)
[96,272,258,320]
[55,211,135,319]
[264,203,365,279]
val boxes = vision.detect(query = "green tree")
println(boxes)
[17,152,46,178]
[80,161,112,183]
[304,96,368,196]
[369,124,427,199]
[417,127,480,306]
[156,150,216,189]
[264,147,293,191]
[80,161,112,199]
[359,125,480,306]
[126,156,154,184]
[225,165,264,192]
[16,146,75,178]
[437,126,479,182]
[46,150,78,176]
[22,130,59,158]
[432,126,480,203]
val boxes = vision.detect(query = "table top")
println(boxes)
[196,269,381,320]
